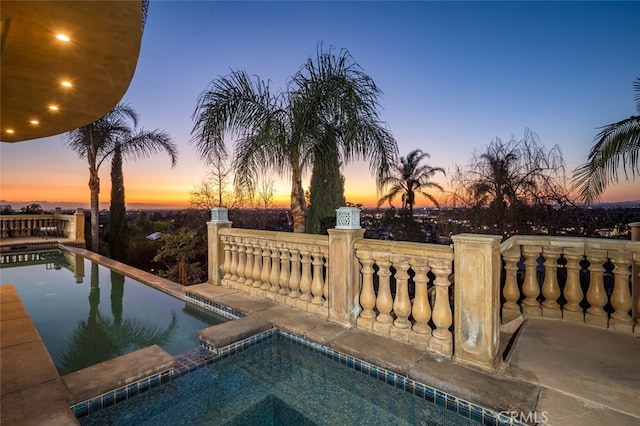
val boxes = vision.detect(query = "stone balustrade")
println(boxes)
[353,239,454,355]
[217,228,330,316]
[500,235,640,334]
[206,208,639,373]
[0,208,85,243]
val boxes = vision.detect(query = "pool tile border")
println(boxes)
[70,370,172,418]
[72,326,522,426]
[184,293,244,320]
[276,331,522,426]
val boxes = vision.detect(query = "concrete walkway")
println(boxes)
[504,318,640,425]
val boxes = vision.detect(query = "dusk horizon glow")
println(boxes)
[2,1,640,211]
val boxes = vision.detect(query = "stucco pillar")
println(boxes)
[207,208,232,285]
[451,233,502,373]
[74,208,85,243]
[327,207,365,326]
[630,222,640,333]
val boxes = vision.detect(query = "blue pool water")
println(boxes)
[0,251,227,375]
[80,333,481,425]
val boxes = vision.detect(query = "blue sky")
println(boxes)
[2,1,639,208]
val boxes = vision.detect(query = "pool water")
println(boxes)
[0,251,227,375]
[80,334,479,425]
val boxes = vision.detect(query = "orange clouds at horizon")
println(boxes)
[4,179,638,211]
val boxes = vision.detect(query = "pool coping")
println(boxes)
[0,285,80,426]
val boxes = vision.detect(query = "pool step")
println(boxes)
[198,314,273,350]
[63,345,175,405]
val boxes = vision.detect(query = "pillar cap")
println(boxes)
[211,207,229,222]
[335,207,361,229]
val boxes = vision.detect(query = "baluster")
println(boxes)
[229,238,239,281]
[585,249,608,327]
[252,244,263,288]
[269,245,281,293]
[541,246,562,318]
[222,237,232,281]
[299,250,312,301]
[288,248,301,298]
[609,251,633,332]
[357,250,376,320]
[635,254,640,334]
[236,240,247,284]
[502,246,522,323]
[373,252,393,324]
[521,246,542,316]
[243,242,254,287]
[311,249,325,305]
[390,255,411,329]
[410,257,431,335]
[562,249,585,322]
[260,245,272,291]
[323,255,329,308]
[279,247,290,296]
[429,260,453,355]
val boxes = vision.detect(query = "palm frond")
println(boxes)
[119,129,178,167]
[573,114,640,202]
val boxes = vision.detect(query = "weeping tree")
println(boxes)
[450,128,567,235]
[191,45,397,232]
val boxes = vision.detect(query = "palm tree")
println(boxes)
[378,149,445,216]
[64,103,177,252]
[108,128,177,260]
[574,77,640,203]
[192,46,397,232]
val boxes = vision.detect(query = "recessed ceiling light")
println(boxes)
[61,81,72,87]
[6,129,15,134]
[30,120,40,125]
[56,34,70,42]
[49,105,59,111]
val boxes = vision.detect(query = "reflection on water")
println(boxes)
[57,264,179,375]
[1,252,227,375]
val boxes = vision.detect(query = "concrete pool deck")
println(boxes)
[0,285,78,425]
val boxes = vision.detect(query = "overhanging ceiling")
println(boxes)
[0,1,143,143]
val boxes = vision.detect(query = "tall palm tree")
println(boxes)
[192,46,397,232]
[108,128,177,260]
[378,149,445,216]
[64,103,177,252]
[574,77,640,203]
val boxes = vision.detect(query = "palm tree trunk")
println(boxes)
[89,174,100,252]
[290,166,306,233]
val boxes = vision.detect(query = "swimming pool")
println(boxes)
[79,331,496,425]
[0,250,228,375]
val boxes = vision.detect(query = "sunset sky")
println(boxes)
[2,1,640,210]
